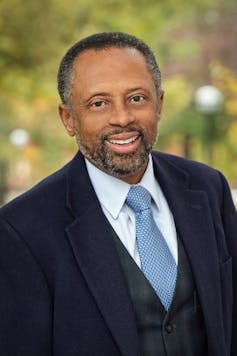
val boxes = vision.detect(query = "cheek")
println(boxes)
[74,115,96,137]
[141,114,159,134]
[75,122,104,145]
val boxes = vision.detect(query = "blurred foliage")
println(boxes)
[0,0,237,201]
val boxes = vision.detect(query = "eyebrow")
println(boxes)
[84,86,151,104]
[83,92,110,105]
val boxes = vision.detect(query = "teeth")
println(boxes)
[109,136,138,145]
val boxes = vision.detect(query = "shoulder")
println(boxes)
[152,150,222,180]
[151,150,230,201]
[0,160,71,224]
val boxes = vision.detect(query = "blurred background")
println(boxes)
[0,0,237,205]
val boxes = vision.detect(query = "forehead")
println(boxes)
[72,47,153,86]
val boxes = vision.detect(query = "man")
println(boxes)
[0,32,236,356]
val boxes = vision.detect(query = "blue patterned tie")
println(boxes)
[126,185,177,311]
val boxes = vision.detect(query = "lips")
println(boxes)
[106,131,140,144]
[108,135,139,145]
[105,131,141,153]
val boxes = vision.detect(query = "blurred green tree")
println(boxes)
[0,0,236,198]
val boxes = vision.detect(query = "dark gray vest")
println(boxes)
[112,231,207,356]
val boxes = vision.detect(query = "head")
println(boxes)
[58,32,164,184]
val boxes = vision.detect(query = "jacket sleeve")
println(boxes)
[0,217,52,356]
[218,173,237,356]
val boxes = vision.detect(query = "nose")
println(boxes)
[109,102,135,127]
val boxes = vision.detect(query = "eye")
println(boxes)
[91,100,106,108]
[130,95,145,103]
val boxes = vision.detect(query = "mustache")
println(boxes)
[101,126,144,141]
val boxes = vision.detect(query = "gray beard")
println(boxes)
[76,128,157,179]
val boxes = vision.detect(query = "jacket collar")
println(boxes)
[65,151,140,356]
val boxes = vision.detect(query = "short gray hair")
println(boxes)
[57,32,162,106]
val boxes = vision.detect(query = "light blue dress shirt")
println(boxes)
[85,155,178,266]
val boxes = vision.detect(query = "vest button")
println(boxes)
[165,323,174,333]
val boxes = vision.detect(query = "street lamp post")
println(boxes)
[194,85,223,165]
[0,128,31,205]
[5,128,31,203]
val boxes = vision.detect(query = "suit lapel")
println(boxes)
[152,153,225,354]
[65,152,140,356]
[63,151,225,355]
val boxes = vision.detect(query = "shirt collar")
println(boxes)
[139,157,161,211]
[86,159,130,219]
[85,155,161,219]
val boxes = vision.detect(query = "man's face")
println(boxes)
[59,47,163,184]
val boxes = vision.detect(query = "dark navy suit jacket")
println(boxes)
[0,151,236,356]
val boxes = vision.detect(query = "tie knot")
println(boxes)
[126,186,151,213]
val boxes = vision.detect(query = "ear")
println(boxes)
[58,104,76,137]
[157,90,164,119]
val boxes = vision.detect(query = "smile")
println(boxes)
[108,135,139,145]
[105,133,141,154]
